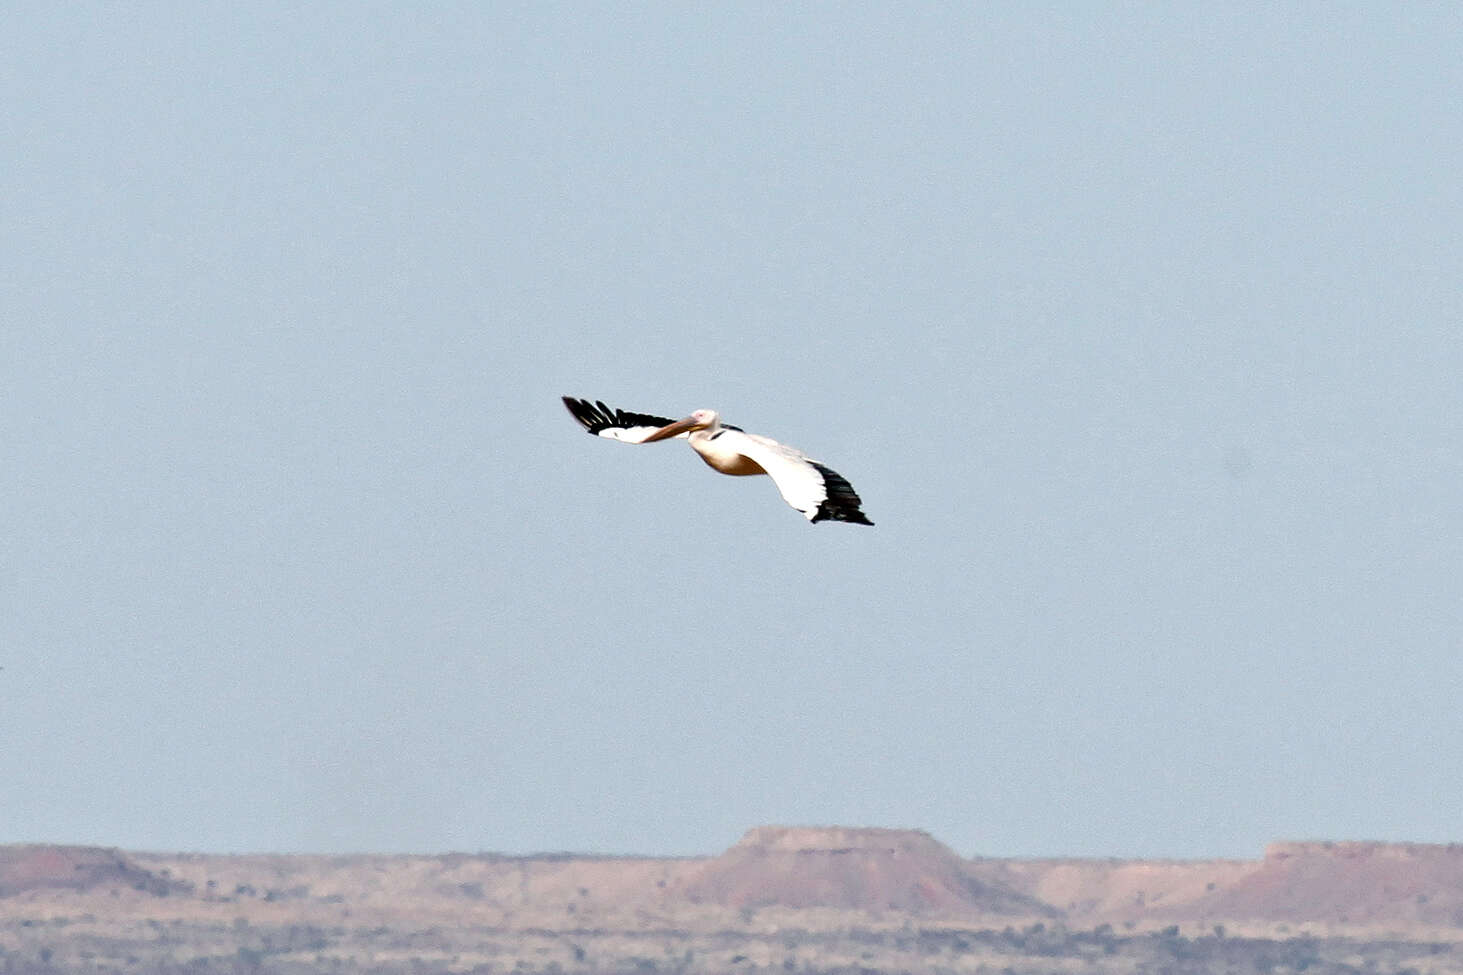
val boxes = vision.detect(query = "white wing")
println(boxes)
[726,431,873,525]
[562,397,681,444]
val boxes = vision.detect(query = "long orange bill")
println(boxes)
[641,416,699,443]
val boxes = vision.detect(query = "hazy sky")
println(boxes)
[5,4,1461,859]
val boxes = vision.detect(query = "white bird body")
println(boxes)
[684,427,771,475]
[562,397,873,525]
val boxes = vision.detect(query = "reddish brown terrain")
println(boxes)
[676,826,1052,916]
[0,845,183,899]
[2,827,1461,973]
[1188,841,1463,926]
[977,840,1463,929]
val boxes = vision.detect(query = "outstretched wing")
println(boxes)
[729,432,874,525]
[562,397,680,444]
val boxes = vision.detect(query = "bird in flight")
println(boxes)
[562,397,873,525]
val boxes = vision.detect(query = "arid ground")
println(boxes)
[3,826,1461,973]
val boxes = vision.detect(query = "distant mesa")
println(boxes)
[1183,840,1463,925]
[676,826,1056,917]
[0,845,185,899]
[9,831,1463,929]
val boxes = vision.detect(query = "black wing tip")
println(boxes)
[562,395,614,434]
[811,507,874,525]
[809,462,874,525]
[562,396,678,437]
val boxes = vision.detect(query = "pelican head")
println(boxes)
[642,409,719,443]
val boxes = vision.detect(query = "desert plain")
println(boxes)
[3,826,1462,973]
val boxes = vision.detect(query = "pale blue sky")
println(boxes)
[4,4,1461,858]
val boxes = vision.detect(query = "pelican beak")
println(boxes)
[641,415,699,443]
